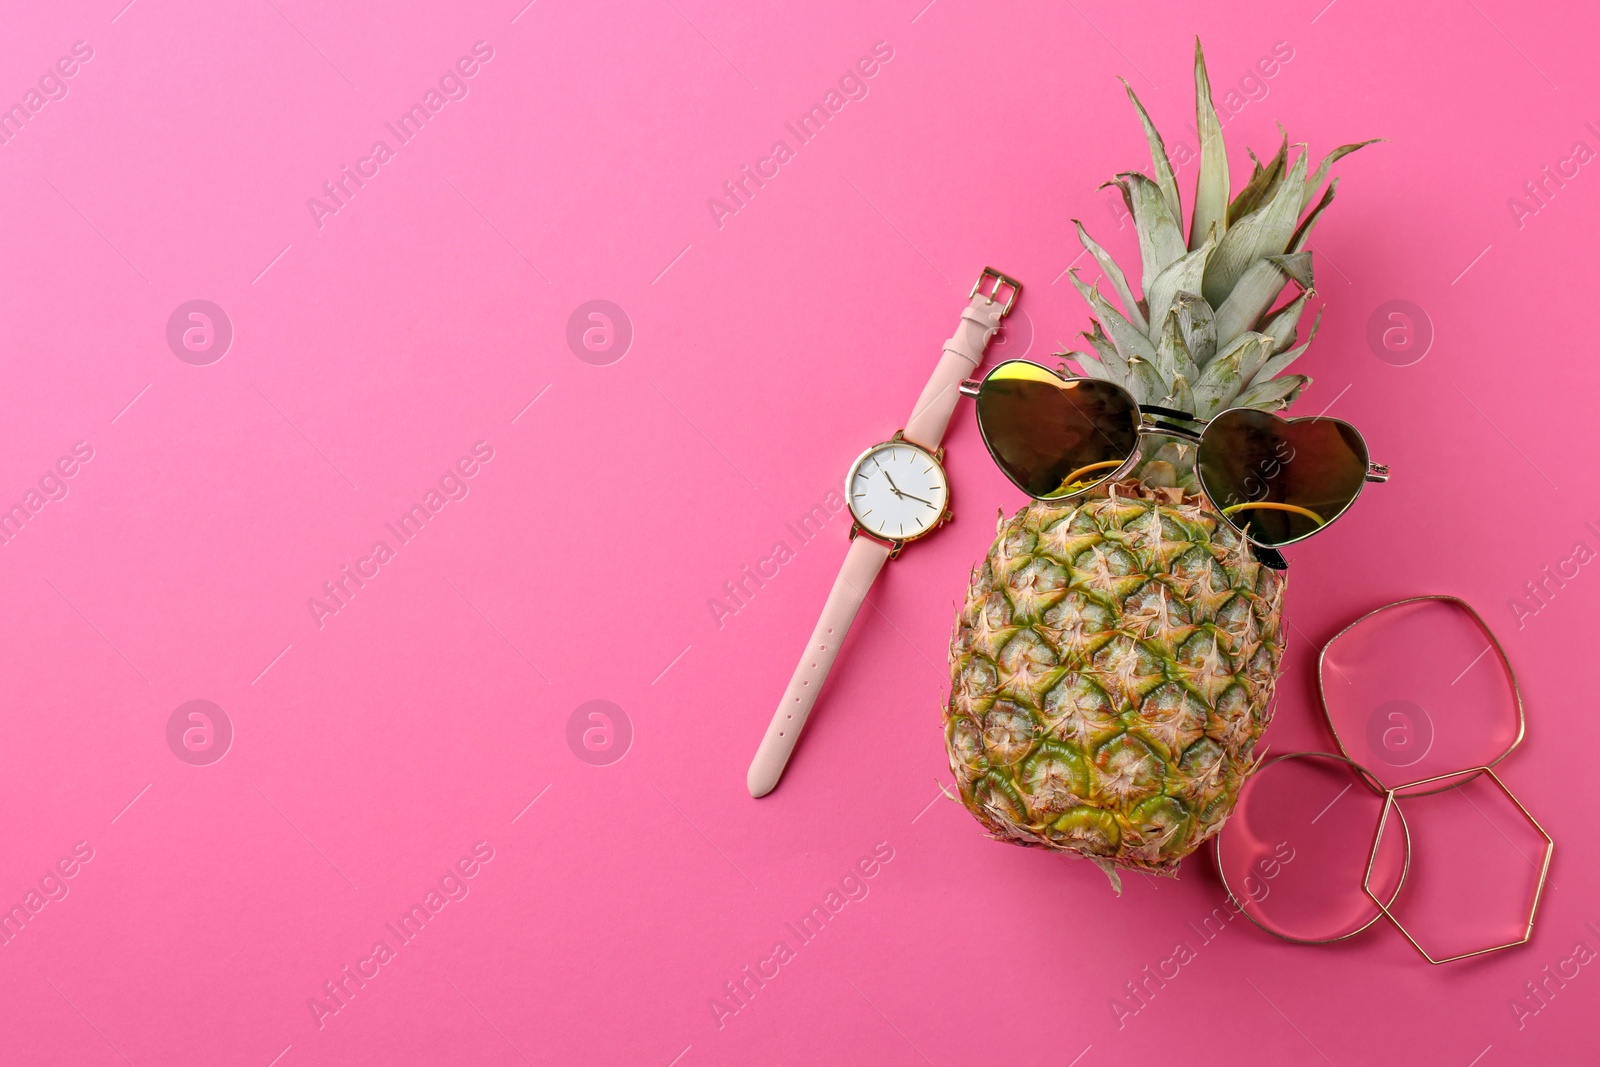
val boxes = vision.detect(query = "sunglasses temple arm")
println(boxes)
[958,379,982,399]
[1365,462,1391,483]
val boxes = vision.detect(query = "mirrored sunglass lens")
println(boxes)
[1198,410,1368,547]
[976,364,1139,499]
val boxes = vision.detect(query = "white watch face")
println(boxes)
[847,441,949,542]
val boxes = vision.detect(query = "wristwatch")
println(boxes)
[747,268,1021,797]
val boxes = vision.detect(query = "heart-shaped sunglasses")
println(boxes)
[958,360,1389,568]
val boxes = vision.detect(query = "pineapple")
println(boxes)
[943,40,1374,882]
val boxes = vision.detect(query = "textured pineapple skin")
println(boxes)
[943,484,1285,875]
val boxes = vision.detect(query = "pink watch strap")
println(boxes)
[748,269,1020,798]
[902,296,1009,449]
[747,536,891,797]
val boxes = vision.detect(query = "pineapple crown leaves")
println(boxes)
[1061,38,1380,426]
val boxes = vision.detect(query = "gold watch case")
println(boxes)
[844,430,952,559]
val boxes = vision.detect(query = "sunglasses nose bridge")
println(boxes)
[1138,413,1203,443]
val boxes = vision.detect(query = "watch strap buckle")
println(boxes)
[971,267,1022,317]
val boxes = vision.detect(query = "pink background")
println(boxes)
[0,0,1596,1063]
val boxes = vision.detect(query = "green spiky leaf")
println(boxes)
[1201,148,1308,306]
[1193,332,1274,417]
[1228,128,1288,225]
[1064,349,1115,382]
[1145,231,1215,346]
[1074,220,1147,332]
[1161,374,1196,416]
[1213,252,1312,349]
[1115,172,1187,295]
[1124,352,1168,399]
[1122,79,1182,227]
[1260,289,1314,353]
[1072,270,1161,373]
[1189,39,1229,251]
[1172,291,1217,366]
[1250,308,1322,384]
[1081,320,1128,387]
[1154,300,1202,387]
[1302,140,1381,212]
[1235,373,1310,411]
[1289,177,1338,254]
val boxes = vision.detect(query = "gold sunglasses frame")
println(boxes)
[959,359,1389,561]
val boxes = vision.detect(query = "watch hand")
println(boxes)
[900,491,935,506]
[882,472,905,497]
